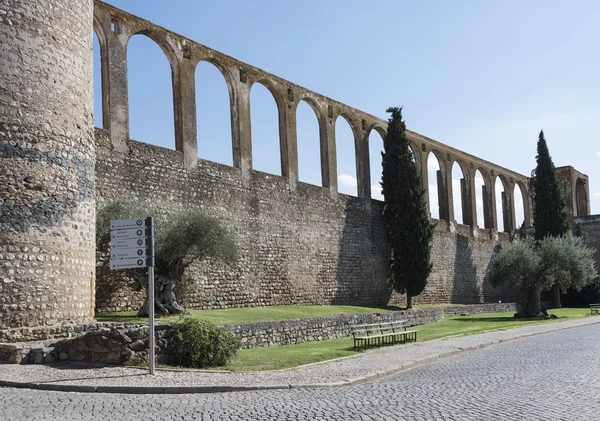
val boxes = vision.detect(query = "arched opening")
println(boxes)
[296,100,321,187]
[452,161,468,225]
[427,152,443,220]
[250,82,281,175]
[495,177,507,232]
[127,34,175,148]
[368,128,385,201]
[474,169,486,228]
[335,116,357,197]
[514,183,525,229]
[195,61,233,166]
[93,31,103,128]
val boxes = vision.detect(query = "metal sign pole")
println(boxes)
[110,216,155,375]
[146,217,156,376]
[148,265,155,375]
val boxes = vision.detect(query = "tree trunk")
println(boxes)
[553,284,562,308]
[407,294,413,309]
[516,285,547,318]
[137,274,187,318]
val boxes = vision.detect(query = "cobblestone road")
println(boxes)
[2,323,599,421]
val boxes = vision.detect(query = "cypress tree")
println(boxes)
[381,107,433,309]
[533,130,570,240]
[532,130,570,307]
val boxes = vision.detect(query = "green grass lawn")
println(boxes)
[95,304,436,324]
[214,308,593,371]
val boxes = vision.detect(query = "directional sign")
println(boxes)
[111,227,146,241]
[110,257,148,270]
[111,237,147,249]
[111,247,147,260]
[111,218,145,230]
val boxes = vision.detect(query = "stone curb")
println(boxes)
[1,317,598,394]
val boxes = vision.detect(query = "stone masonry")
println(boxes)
[0,303,517,365]
[94,129,517,312]
[0,0,596,333]
[0,0,96,330]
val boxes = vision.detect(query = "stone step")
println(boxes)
[0,341,55,364]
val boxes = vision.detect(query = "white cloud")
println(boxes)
[594,192,600,200]
[338,173,357,196]
[596,151,600,159]
[338,173,357,188]
[371,184,384,201]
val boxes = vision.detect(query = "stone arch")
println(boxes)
[367,126,386,200]
[92,26,109,129]
[196,58,238,102]
[335,113,359,196]
[427,150,447,220]
[126,32,177,149]
[293,95,324,118]
[195,59,234,166]
[513,183,526,229]
[515,180,531,228]
[249,79,285,175]
[296,98,323,186]
[451,159,470,225]
[495,174,511,232]
[474,168,491,228]
[130,29,179,70]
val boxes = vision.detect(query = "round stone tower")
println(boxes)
[0,0,96,330]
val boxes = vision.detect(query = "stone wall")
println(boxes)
[0,0,96,330]
[223,303,517,348]
[0,303,517,364]
[575,215,600,273]
[94,130,514,313]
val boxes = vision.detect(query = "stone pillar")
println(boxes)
[482,183,493,229]
[320,114,338,199]
[0,0,96,329]
[105,19,129,152]
[460,178,470,225]
[501,190,515,233]
[445,164,455,222]
[231,76,252,186]
[465,170,477,227]
[175,59,198,169]
[420,153,430,217]
[489,179,499,231]
[522,186,533,228]
[356,132,371,200]
[280,102,299,192]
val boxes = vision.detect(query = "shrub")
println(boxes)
[561,275,600,307]
[170,316,240,368]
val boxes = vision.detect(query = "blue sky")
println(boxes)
[94,0,600,225]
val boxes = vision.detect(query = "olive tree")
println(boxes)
[487,234,596,317]
[97,200,238,317]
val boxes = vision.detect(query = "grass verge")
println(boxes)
[95,304,454,325]
[214,308,593,371]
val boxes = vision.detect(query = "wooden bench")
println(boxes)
[351,320,417,349]
[590,304,600,315]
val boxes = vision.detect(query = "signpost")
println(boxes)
[109,217,156,375]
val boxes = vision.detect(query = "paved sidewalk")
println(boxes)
[1,316,598,394]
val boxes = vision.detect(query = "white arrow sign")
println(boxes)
[110,257,148,270]
[111,237,147,249]
[111,227,146,241]
[111,218,145,230]
[111,248,147,259]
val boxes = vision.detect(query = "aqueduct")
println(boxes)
[1,0,596,336]
[92,0,532,233]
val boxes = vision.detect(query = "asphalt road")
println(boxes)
[2,323,599,421]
